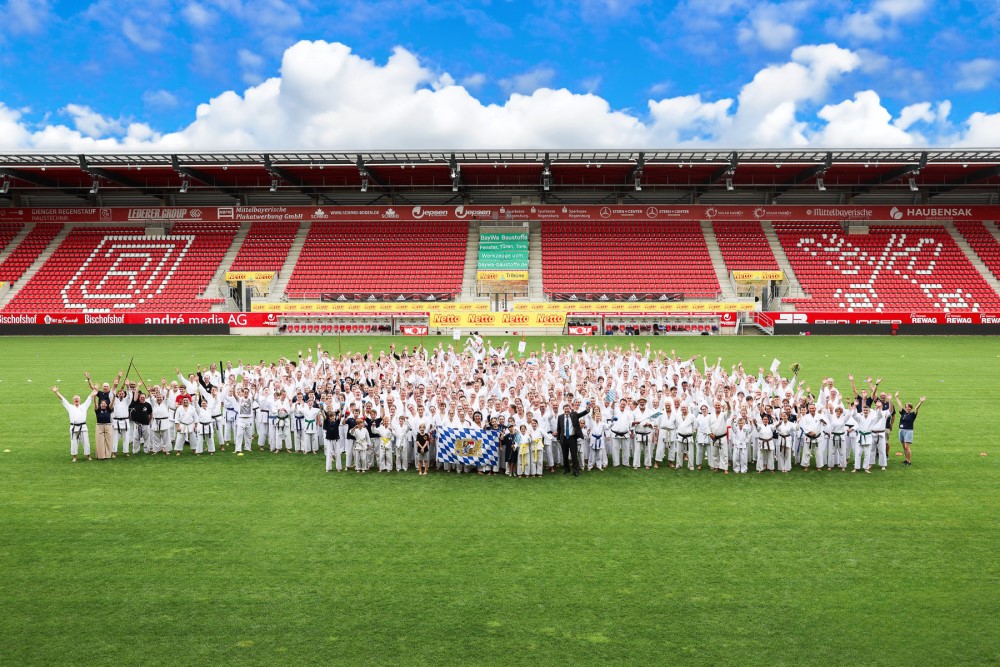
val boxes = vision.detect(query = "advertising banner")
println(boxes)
[429,312,566,328]
[513,301,756,313]
[732,270,784,282]
[476,270,529,283]
[252,302,491,313]
[0,312,279,327]
[399,325,429,335]
[225,271,275,282]
[762,311,994,324]
[3,205,998,224]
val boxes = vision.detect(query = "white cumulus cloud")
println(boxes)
[828,0,929,41]
[0,39,994,152]
[956,58,1000,92]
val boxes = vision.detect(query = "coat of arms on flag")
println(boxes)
[436,426,499,466]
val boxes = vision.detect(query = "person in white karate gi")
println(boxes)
[392,416,411,472]
[173,396,198,455]
[148,388,173,455]
[272,391,294,453]
[111,388,131,456]
[823,403,850,471]
[376,421,394,472]
[675,404,697,470]
[694,405,712,470]
[632,398,656,469]
[708,402,730,473]
[610,398,632,467]
[234,388,255,454]
[352,421,371,473]
[854,403,887,473]
[195,397,216,454]
[755,412,776,473]
[54,386,96,462]
[300,398,322,454]
[774,412,795,473]
[656,403,676,468]
[730,417,752,473]
[798,404,823,471]
[586,407,608,471]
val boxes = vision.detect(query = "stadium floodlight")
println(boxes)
[0,179,9,195]
[89,178,100,195]
[816,177,826,191]
[360,172,369,193]
[179,178,190,194]
[909,177,919,192]
[270,178,279,193]
[725,176,734,191]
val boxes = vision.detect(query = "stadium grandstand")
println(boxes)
[1,149,998,334]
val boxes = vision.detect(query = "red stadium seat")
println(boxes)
[774,222,1000,312]
[4,222,238,313]
[284,220,465,299]
[540,220,720,298]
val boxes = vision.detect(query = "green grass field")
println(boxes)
[1,335,998,666]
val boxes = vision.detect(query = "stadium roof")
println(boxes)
[1,149,997,208]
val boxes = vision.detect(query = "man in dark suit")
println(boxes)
[556,400,590,476]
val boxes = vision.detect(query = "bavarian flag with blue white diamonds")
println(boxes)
[436,426,500,467]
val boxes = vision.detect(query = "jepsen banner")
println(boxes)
[2,205,998,224]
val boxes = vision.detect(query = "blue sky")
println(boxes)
[0,0,998,149]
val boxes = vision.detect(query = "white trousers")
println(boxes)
[234,422,254,452]
[174,429,196,453]
[272,424,293,451]
[151,428,171,453]
[633,432,652,468]
[69,427,91,457]
[378,446,393,471]
[656,429,672,462]
[757,445,775,471]
[733,446,748,473]
[872,432,887,467]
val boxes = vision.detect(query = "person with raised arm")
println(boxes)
[894,393,925,466]
[54,385,96,462]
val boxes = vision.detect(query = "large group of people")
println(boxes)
[55,337,926,476]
